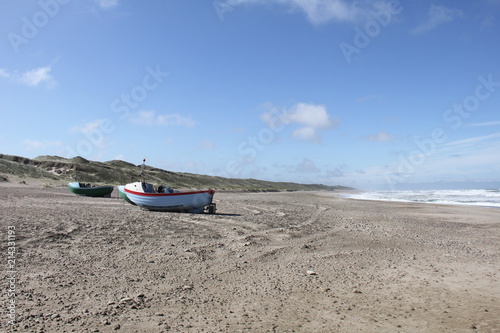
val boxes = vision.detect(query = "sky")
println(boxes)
[1,0,499,190]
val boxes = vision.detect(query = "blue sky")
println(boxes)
[1,0,499,190]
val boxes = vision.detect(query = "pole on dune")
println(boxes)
[140,158,146,183]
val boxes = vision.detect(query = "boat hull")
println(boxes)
[117,185,136,205]
[124,187,215,212]
[68,182,114,197]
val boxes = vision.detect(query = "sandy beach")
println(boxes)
[1,185,499,332]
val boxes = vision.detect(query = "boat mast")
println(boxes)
[139,158,147,183]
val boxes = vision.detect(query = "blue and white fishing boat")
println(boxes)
[123,181,215,213]
[120,159,216,213]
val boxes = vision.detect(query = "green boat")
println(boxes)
[117,185,136,205]
[68,182,114,197]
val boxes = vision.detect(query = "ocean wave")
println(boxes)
[343,189,500,208]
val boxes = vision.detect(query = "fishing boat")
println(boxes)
[117,185,136,205]
[123,181,216,213]
[68,182,114,197]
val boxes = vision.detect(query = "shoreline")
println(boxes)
[328,188,500,210]
[1,186,499,332]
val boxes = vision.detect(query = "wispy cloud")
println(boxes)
[95,0,118,9]
[0,66,57,88]
[69,119,110,148]
[363,131,393,142]
[414,143,500,182]
[220,0,389,25]
[70,119,107,134]
[409,133,500,180]
[444,132,500,147]
[382,131,500,186]
[411,5,463,34]
[129,110,195,127]
[467,121,500,127]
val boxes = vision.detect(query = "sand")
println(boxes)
[1,185,499,332]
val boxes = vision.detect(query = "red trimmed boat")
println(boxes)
[123,181,216,213]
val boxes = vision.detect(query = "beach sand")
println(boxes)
[1,185,499,332]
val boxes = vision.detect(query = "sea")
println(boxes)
[342,189,500,208]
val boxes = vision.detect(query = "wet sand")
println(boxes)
[1,185,499,332]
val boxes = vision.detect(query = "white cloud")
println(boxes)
[223,0,384,25]
[129,110,155,125]
[261,103,335,141]
[19,66,56,88]
[292,126,316,140]
[130,110,195,127]
[0,66,56,88]
[287,103,332,129]
[411,5,463,34]
[285,0,360,24]
[95,0,118,9]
